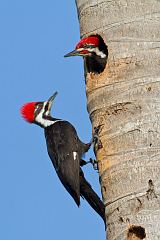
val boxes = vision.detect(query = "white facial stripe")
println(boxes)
[77,48,84,52]
[79,46,106,58]
[89,47,106,58]
[35,101,61,127]
[73,152,77,160]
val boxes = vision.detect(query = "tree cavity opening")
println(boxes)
[127,225,146,239]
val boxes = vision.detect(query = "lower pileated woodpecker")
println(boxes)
[20,92,105,223]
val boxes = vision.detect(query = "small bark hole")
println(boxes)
[147,86,151,91]
[119,217,124,223]
[146,179,157,199]
[102,186,107,192]
[127,226,146,239]
[85,34,108,74]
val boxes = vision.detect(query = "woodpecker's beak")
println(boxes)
[47,91,58,113]
[64,49,83,57]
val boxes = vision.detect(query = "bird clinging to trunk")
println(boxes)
[20,92,105,223]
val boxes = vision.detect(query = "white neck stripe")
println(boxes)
[78,47,106,58]
[35,101,61,127]
[89,47,106,58]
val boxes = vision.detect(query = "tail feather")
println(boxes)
[79,168,106,225]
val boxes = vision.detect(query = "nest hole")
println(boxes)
[127,225,146,239]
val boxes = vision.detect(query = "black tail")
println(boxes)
[79,168,106,225]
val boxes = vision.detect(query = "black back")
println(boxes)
[44,120,85,206]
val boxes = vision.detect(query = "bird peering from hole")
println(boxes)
[64,34,108,74]
[20,92,105,224]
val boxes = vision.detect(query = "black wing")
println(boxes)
[80,168,105,224]
[44,121,82,206]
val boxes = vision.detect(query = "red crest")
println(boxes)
[20,102,37,123]
[76,36,99,49]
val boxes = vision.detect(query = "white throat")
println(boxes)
[35,101,61,127]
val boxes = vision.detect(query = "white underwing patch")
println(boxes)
[73,152,77,160]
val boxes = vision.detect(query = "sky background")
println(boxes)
[0,1,105,239]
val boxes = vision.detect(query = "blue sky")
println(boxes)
[0,1,105,239]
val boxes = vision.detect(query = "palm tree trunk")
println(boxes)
[75,0,160,239]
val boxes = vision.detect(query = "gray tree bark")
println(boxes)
[75,0,160,239]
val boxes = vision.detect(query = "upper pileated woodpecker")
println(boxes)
[64,34,108,74]
[20,92,105,223]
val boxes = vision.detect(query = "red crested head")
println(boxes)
[64,35,102,58]
[20,102,37,123]
[76,35,99,49]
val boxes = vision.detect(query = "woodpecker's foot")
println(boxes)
[93,125,103,151]
[80,158,98,170]
[89,158,98,171]
[80,159,89,167]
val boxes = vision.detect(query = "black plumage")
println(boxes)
[85,53,107,74]
[44,120,105,223]
[45,120,90,206]
[80,169,105,223]
[21,93,105,224]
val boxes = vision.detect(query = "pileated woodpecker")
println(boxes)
[64,34,108,74]
[20,92,105,223]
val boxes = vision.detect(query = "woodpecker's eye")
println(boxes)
[35,105,39,110]
[83,43,88,48]
[34,103,43,116]
[83,44,95,49]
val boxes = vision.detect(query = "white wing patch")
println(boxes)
[73,152,77,161]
